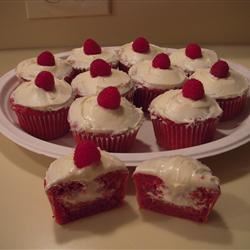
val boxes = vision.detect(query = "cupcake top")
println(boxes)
[71,59,132,96]
[129,53,186,89]
[11,71,73,111]
[169,43,218,73]
[45,141,127,190]
[67,38,118,70]
[16,51,72,81]
[149,79,222,123]
[119,37,167,67]
[68,87,144,134]
[192,60,249,99]
[134,155,220,207]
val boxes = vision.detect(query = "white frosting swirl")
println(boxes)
[118,42,167,67]
[170,48,218,72]
[11,79,74,111]
[66,47,119,70]
[192,68,249,99]
[45,150,127,190]
[149,89,222,123]
[16,57,72,81]
[129,60,186,89]
[68,96,144,134]
[134,155,220,208]
[71,69,133,96]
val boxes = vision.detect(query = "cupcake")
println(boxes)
[133,155,221,223]
[118,37,167,73]
[169,43,218,76]
[66,38,119,82]
[45,140,129,224]
[16,50,72,82]
[68,87,144,152]
[10,71,74,140]
[192,60,249,121]
[129,53,186,112]
[71,59,134,102]
[149,79,222,149]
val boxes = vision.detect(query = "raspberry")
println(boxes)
[90,59,112,77]
[182,79,205,101]
[185,43,202,59]
[132,37,150,53]
[152,53,170,69]
[35,71,55,91]
[83,38,101,55]
[210,60,229,78]
[74,141,101,168]
[97,87,121,109]
[37,51,55,66]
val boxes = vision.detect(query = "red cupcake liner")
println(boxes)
[72,129,139,152]
[151,115,219,149]
[216,92,248,121]
[11,102,70,140]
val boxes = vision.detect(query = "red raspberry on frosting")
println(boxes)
[90,59,112,77]
[132,37,150,53]
[210,60,230,78]
[97,86,121,109]
[182,78,205,101]
[83,38,101,55]
[74,141,101,168]
[37,51,56,66]
[152,53,170,69]
[35,71,55,91]
[185,43,202,59]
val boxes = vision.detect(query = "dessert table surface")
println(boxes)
[0,46,250,250]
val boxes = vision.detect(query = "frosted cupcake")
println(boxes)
[10,71,74,140]
[192,60,249,121]
[170,43,218,76]
[16,50,72,82]
[71,59,134,102]
[129,53,186,112]
[118,37,167,73]
[45,140,129,224]
[133,155,221,223]
[149,79,222,149]
[66,38,119,82]
[68,87,144,152]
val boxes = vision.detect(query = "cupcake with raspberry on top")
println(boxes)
[66,38,119,82]
[118,37,167,73]
[129,53,186,112]
[149,79,222,149]
[71,58,134,102]
[169,43,218,76]
[192,60,249,121]
[16,50,72,82]
[68,86,144,152]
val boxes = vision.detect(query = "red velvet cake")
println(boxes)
[45,141,129,224]
[133,155,221,222]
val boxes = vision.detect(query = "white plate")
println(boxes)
[0,51,250,166]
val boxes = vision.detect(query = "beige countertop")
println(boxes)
[0,46,250,249]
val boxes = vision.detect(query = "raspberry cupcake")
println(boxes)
[10,71,74,140]
[169,43,218,76]
[129,53,186,112]
[71,59,134,102]
[45,140,129,224]
[16,50,72,82]
[66,38,119,82]
[149,79,222,149]
[118,37,167,73]
[68,87,144,152]
[133,155,221,223]
[192,60,249,121]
